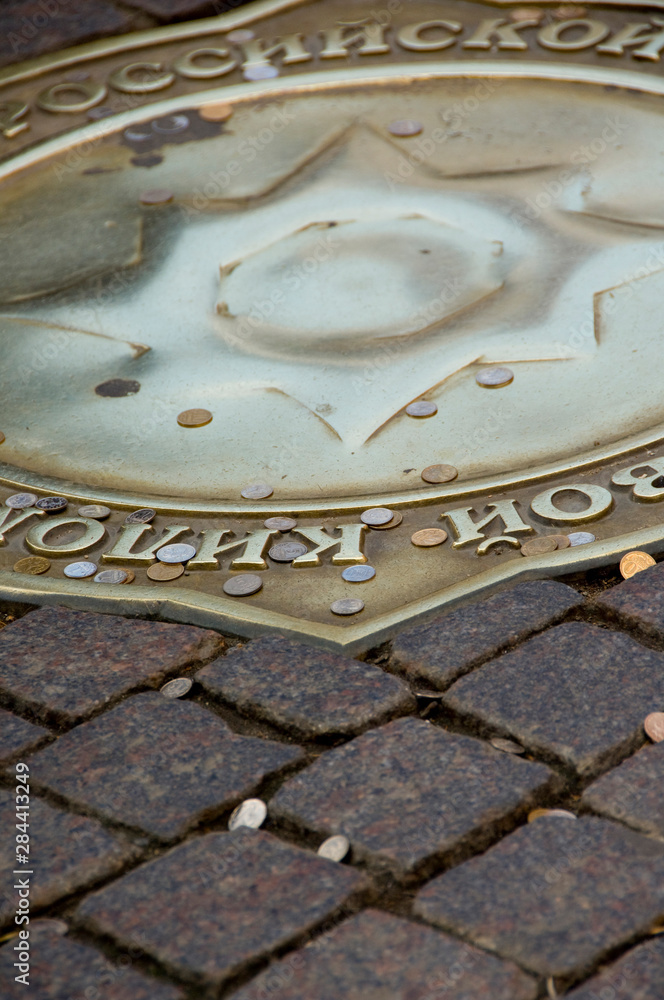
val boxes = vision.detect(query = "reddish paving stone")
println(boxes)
[271,717,558,879]
[565,936,664,1000]
[197,635,416,739]
[415,816,664,979]
[442,622,664,777]
[0,790,137,928]
[0,707,49,764]
[0,1,135,69]
[596,560,664,641]
[76,829,369,987]
[229,909,538,1000]
[30,693,303,840]
[0,920,184,999]
[0,606,223,724]
[390,580,582,690]
[582,741,664,838]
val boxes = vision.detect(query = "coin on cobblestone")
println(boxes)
[140,188,174,206]
[200,101,234,121]
[147,562,184,581]
[35,496,67,513]
[476,366,514,388]
[330,598,365,616]
[342,565,376,583]
[405,400,437,418]
[567,531,596,546]
[370,511,403,530]
[521,537,558,557]
[241,483,274,500]
[317,835,350,862]
[160,677,193,698]
[549,534,571,550]
[157,543,197,563]
[94,569,128,584]
[77,504,111,520]
[388,119,423,137]
[223,574,263,597]
[177,408,212,427]
[63,561,97,579]
[620,550,656,579]
[361,508,394,526]
[411,528,448,547]
[528,807,577,822]
[5,493,38,509]
[125,508,156,524]
[13,556,50,575]
[229,798,267,830]
[421,464,458,484]
[490,737,525,754]
[644,712,664,742]
[264,516,297,532]
[269,541,308,562]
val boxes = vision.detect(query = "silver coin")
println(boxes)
[228,798,267,831]
[35,496,68,512]
[63,561,97,579]
[317,835,350,862]
[490,737,525,755]
[264,517,297,532]
[125,508,155,524]
[342,565,376,583]
[330,598,365,616]
[269,541,308,563]
[405,401,438,418]
[160,677,193,699]
[152,114,189,134]
[243,65,279,81]
[388,119,423,137]
[5,493,38,509]
[156,543,197,563]
[223,574,263,597]
[568,531,596,546]
[124,125,152,142]
[241,483,274,500]
[360,508,394,526]
[94,569,128,584]
[227,28,256,42]
[475,366,514,388]
[78,504,111,520]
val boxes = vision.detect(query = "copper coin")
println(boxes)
[177,408,212,427]
[241,483,273,500]
[490,737,525,755]
[78,504,111,520]
[388,119,423,137]
[199,102,234,122]
[147,562,184,581]
[264,517,297,532]
[360,508,394,526]
[160,677,192,698]
[13,556,50,575]
[94,569,128,584]
[5,493,38,509]
[125,508,156,524]
[140,188,174,206]
[35,496,67,513]
[520,537,558,557]
[421,464,458,485]
[223,574,263,597]
[644,712,664,742]
[269,541,308,563]
[406,400,438,418]
[620,551,656,579]
[476,366,514,388]
[411,528,448,547]
[549,534,571,550]
[370,511,403,530]
[330,598,365,616]
[121,569,135,584]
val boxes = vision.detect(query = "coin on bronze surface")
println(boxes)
[317,835,350,862]
[147,562,184,581]
[370,511,403,530]
[244,65,279,80]
[35,496,67,513]
[13,556,50,575]
[160,677,193,698]
[78,504,111,520]
[241,483,274,500]
[490,737,525,754]
[342,565,376,583]
[125,508,155,524]
[228,798,267,830]
[411,528,448,547]
[549,534,571,550]
[223,574,263,597]
[520,537,558,557]
[264,516,297,532]
[511,6,543,19]
[330,598,365,616]
[94,569,128,584]
[269,541,308,562]
[567,531,596,546]
[121,569,135,584]
[421,464,458,485]
[151,114,189,134]
[156,543,197,564]
[140,188,174,206]
[227,28,255,42]
[63,561,97,579]
[177,408,212,427]
[405,400,437,418]
[644,712,664,743]
[0,432,4,444]
[388,119,423,137]
[476,366,514,388]
[360,507,394,526]
[5,493,38,509]
[620,550,656,579]
[199,102,234,121]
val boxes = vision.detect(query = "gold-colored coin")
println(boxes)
[549,534,571,550]
[147,562,185,581]
[121,569,135,584]
[644,712,664,743]
[370,511,403,530]
[528,807,577,823]
[620,550,656,579]
[421,464,458,485]
[13,555,50,575]
[199,102,234,122]
[520,537,558,557]
[411,528,448,547]
[177,408,213,428]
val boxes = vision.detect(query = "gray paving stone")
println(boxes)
[30,693,303,840]
[0,707,49,764]
[197,635,416,739]
[565,936,664,1000]
[271,717,558,878]
[76,829,369,987]
[596,560,664,641]
[0,920,184,999]
[0,606,224,724]
[0,790,137,928]
[391,580,583,690]
[443,622,664,776]
[582,741,664,838]
[229,908,538,1000]
[415,816,664,979]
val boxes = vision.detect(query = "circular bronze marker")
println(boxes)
[177,408,213,427]
[14,556,50,575]
[388,119,423,137]
[140,188,174,206]
[199,102,234,122]
[125,508,155,524]
[223,574,263,597]
[406,400,438,418]
[330,598,365,616]
[520,537,558,557]
[147,562,184,582]
[620,550,656,579]
[264,517,297,532]
[411,528,448,547]
[421,464,458,485]
[549,534,571,550]
[370,512,403,531]
[644,711,664,743]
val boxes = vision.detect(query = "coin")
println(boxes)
[241,483,274,500]
[405,400,438,418]
[244,65,279,80]
[5,493,38,509]
[360,508,394,526]
[35,496,68,513]
[342,565,376,583]
[644,712,664,742]
[151,114,189,134]
[264,516,297,532]
[475,366,514,388]
[490,737,525,754]
[0,432,4,444]
[411,528,448,547]
[223,574,263,597]
[421,464,458,484]
[177,408,212,428]
[140,188,174,206]
[125,508,155,524]
[78,504,111,520]
[13,556,50,575]
[549,534,571,550]
[63,561,97,579]
[269,541,308,562]
[94,569,128,584]
[568,531,596,546]
[370,511,403,530]
[228,798,267,830]
[199,102,234,122]
[156,543,197,563]
[317,835,350,862]
[227,28,255,42]
[528,808,577,822]
[147,562,184,581]
[388,119,423,137]
[121,569,135,584]
[511,6,543,19]
[160,677,193,699]
[520,537,559,557]
[620,550,656,579]
[330,598,365,616]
